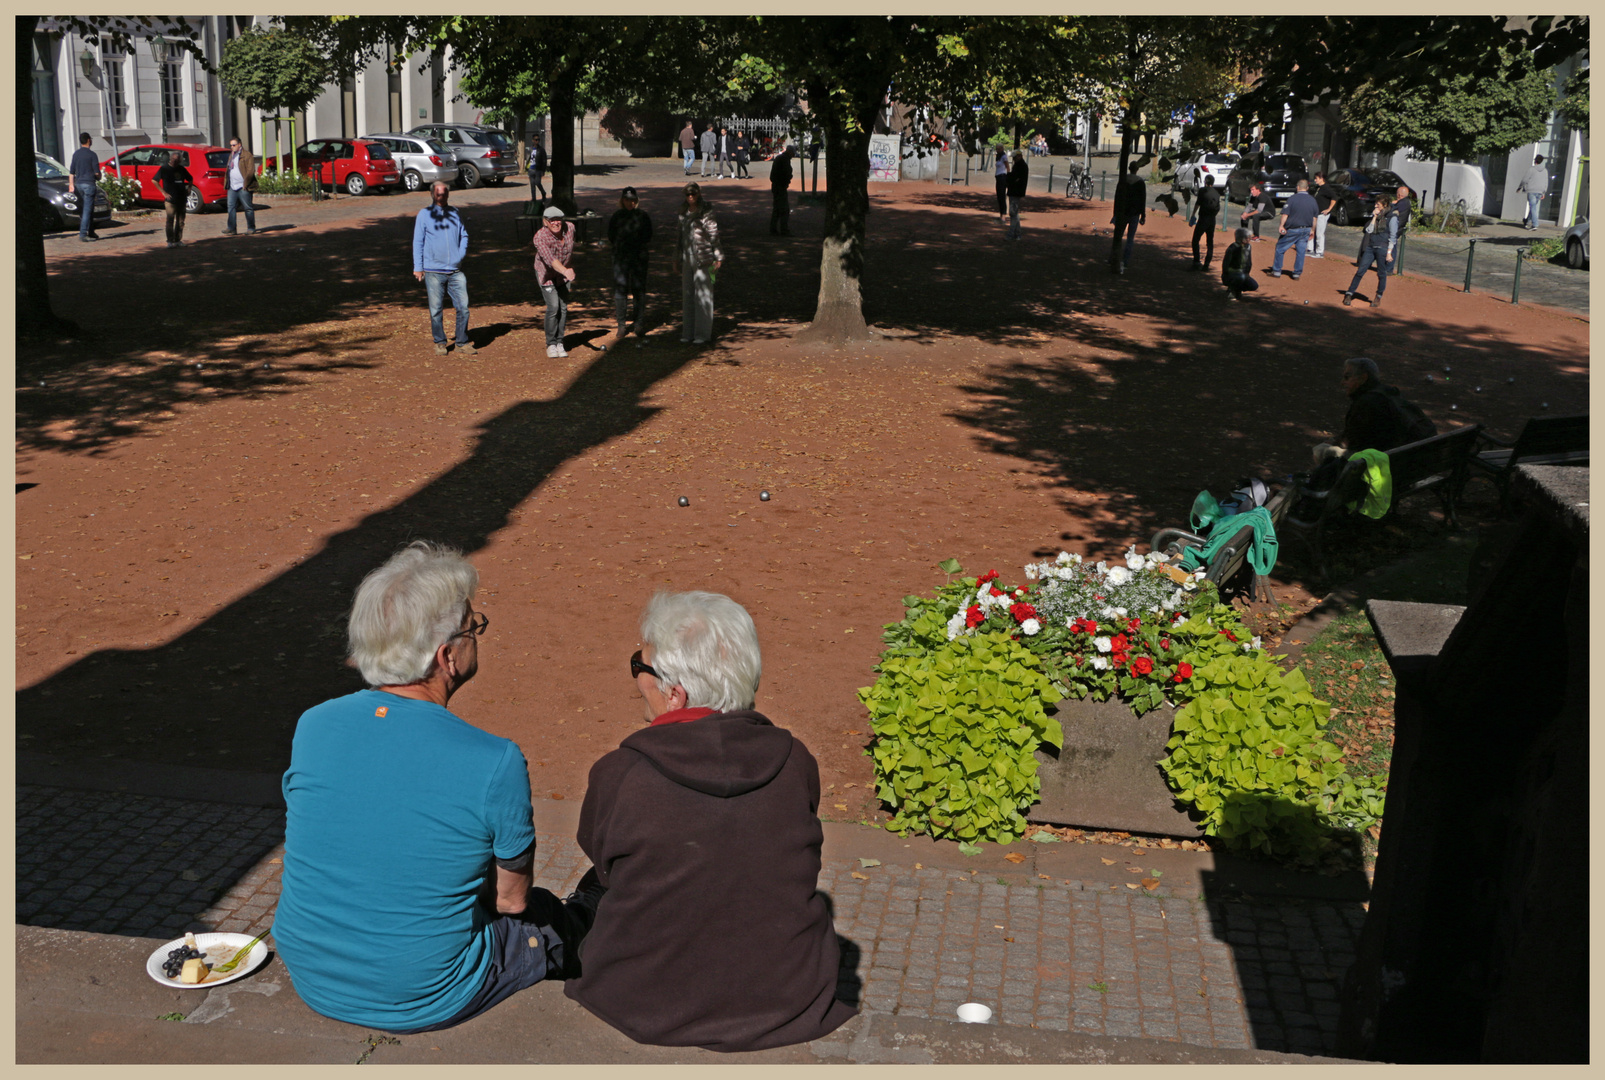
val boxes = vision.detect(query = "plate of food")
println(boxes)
[145,931,271,988]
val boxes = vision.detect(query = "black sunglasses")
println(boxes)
[449,610,489,641]
[630,649,659,681]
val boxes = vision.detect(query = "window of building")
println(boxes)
[161,59,184,126]
[103,46,128,124]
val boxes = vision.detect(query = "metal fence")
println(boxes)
[715,116,800,144]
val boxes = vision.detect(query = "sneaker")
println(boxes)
[546,344,558,358]
[1227,292,1240,301]
[1370,296,1382,308]
[247,228,258,235]
[1342,293,1354,306]
[221,229,237,236]
[434,343,449,356]
[1291,273,1301,280]
[556,344,568,357]
[1310,252,1324,258]
[1269,270,1282,278]
[81,236,99,243]
[457,341,476,356]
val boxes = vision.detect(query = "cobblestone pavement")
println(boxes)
[16,784,1360,1057]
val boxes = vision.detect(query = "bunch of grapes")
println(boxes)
[161,943,206,979]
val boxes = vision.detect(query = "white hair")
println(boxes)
[1344,356,1379,380]
[347,541,477,687]
[640,591,761,712]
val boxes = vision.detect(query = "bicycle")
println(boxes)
[1437,198,1471,234]
[1064,163,1094,200]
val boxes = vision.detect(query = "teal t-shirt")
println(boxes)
[275,690,536,1030]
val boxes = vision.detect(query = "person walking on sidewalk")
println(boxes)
[67,132,101,242]
[769,141,795,235]
[1189,174,1222,271]
[222,137,258,235]
[716,126,733,179]
[1342,192,1396,308]
[679,122,697,175]
[1006,150,1028,239]
[1270,179,1318,279]
[1109,160,1147,273]
[676,183,721,344]
[1518,154,1547,230]
[530,140,549,201]
[534,206,577,357]
[733,129,752,178]
[1221,227,1258,300]
[153,150,194,248]
[699,125,717,178]
[274,541,605,1035]
[607,185,653,347]
[563,590,858,1052]
[413,181,474,357]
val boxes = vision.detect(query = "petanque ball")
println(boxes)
[1541,402,1550,410]
[678,496,689,507]
[1507,377,1516,384]
[1450,404,1458,410]
[759,491,771,501]
[1444,366,1452,373]
[1475,386,1483,393]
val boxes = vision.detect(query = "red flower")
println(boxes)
[1110,634,1130,652]
[964,606,986,628]
[977,569,1000,586]
[1221,630,1237,642]
[1131,656,1154,676]
[1173,613,1186,625]
[1174,661,1194,683]
[990,586,1006,598]
[1112,651,1129,667]
[1071,618,1097,635]
[1126,618,1143,633]
[1159,637,1172,650]
[1094,594,1106,601]
[1009,602,1039,624]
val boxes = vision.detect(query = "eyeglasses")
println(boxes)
[449,610,489,642]
[630,649,659,681]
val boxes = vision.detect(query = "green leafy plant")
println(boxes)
[859,631,1063,844]
[98,174,142,211]
[251,172,319,195]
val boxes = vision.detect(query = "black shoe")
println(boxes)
[1342,293,1354,306]
[81,235,99,243]
[221,229,237,236]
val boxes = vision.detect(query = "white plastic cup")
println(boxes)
[956,1002,993,1024]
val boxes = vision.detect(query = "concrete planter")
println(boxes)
[1027,695,1203,838]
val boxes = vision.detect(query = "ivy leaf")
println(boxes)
[958,842,982,856]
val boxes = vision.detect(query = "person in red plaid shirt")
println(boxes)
[533,206,577,358]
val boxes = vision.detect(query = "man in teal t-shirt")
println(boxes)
[274,542,604,1032]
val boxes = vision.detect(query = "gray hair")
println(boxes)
[1344,356,1379,380]
[640,591,761,712]
[347,541,478,687]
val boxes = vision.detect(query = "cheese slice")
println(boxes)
[179,958,210,984]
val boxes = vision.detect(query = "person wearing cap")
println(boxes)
[607,186,653,347]
[675,183,721,344]
[533,205,577,358]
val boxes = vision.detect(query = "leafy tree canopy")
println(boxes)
[217,26,329,115]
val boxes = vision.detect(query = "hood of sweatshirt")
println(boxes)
[618,709,794,797]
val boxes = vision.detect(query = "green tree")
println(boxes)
[217,27,330,176]
[1557,67,1588,133]
[1342,50,1556,207]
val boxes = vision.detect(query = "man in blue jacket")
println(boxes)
[413,182,474,356]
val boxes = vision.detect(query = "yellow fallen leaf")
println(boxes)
[1038,874,1052,880]
[1128,867,1145,874]
[833,803,848,810]
[1126,883,1141,889]
[851,871,869,880]
[914,863,924,870]
[1101,858,1116,865]
[1141,878,1160,890]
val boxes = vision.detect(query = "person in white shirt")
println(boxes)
[222,137,257,236]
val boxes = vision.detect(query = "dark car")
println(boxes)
[38,152,112,232]
[1324,168,1418,227]
[263,139,400,195]
[1227,153,1309,206]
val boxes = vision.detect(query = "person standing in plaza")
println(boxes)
[66,132,101,242]
[1342,192,1396,308]
[1270,179,1319,279]
[534,205,577,357]
[1109,161,1147,273]
[1310,172,1340,258]
[1006,149,1028,240]
[153,150,194,248]
[676,183,721,344]
[1518,154,1547,230]
[1386,183,1412,274]
[717,126,733,179]
[769,141,795,236]
[412,181,474,357]
[679,122,697,175]
[993,150,1009,223]
[699,124,717,178]
[1189,174,1222,271]
[222,136,257,236]
[607,185,653,348]
[733,129,751,179]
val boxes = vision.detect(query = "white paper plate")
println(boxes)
[146,932,270,988]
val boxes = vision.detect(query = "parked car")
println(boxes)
[1563,218,1589,269]
[263,138,400,195]
[1227,153,1308,206]
[361,132,459,193]
[1174,149,1240,194]
[406,124,517,188]
[100,144,230,214]
[1323,167,1418,227]
[37,152,112,232]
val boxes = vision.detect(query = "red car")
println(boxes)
[101,144,231,214]
[263,138,399,196]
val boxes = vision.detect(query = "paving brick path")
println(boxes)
[16,783,1360,1056]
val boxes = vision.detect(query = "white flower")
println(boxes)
[946,612,968,640]
[1126,549,1146,572]
[1056,551,1074,565]
[1014,588,1025,598]
[1113,607,1128,617]
[1194,568,1208,580]
[1250,635,1262,650]
[1094,636,1113,653]
[1091,656,1108,670]
[1023,564,1038,580]
[1182,580,1197,591]
[1101,605,1119,621]
[1021,618,1041,636]
[1105,566,1131,587]
[1095,561,1107,573]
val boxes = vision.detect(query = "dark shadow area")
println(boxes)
[17,482,38,493]
[826,884,864,1010]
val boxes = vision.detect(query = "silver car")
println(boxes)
[1563,218,1589,269]
[406,124,517,188]
[362,133,459,193]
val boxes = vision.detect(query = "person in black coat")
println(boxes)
[1109,160,1147,273]
[1006,150,1029,239]
[606,186,653,347]
[564,591,857,1053]
[531,141,548,201]
[733,129,751,178]
[769,142,795,235]
[1189,174,1222,270]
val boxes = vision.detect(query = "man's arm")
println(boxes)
[454,216,469,266]
[412,211,427,280]
[495,860,533,914]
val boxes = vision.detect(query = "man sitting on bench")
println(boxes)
[1309,356,1434,488]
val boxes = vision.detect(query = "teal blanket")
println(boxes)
[1178,506,1279,577]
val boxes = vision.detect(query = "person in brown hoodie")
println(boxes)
[565,590,857,1052]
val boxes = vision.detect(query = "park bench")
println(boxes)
[1467,413,1588,514]
[1150,481,1295,603]
[1280,424,1483,578]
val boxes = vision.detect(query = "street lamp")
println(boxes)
[148,33,170,143]
[80,46,122,176]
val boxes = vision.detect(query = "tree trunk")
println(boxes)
[795,79,878,344]
[548,69,578,211]
[16,16,70,338]
[1432,156,1447,214]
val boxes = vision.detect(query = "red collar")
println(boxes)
[650,706,717,727]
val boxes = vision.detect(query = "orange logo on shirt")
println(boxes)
[375,706,389,717]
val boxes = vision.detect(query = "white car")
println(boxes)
[1174,150,1240,194]
[1564,218,1588,269]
